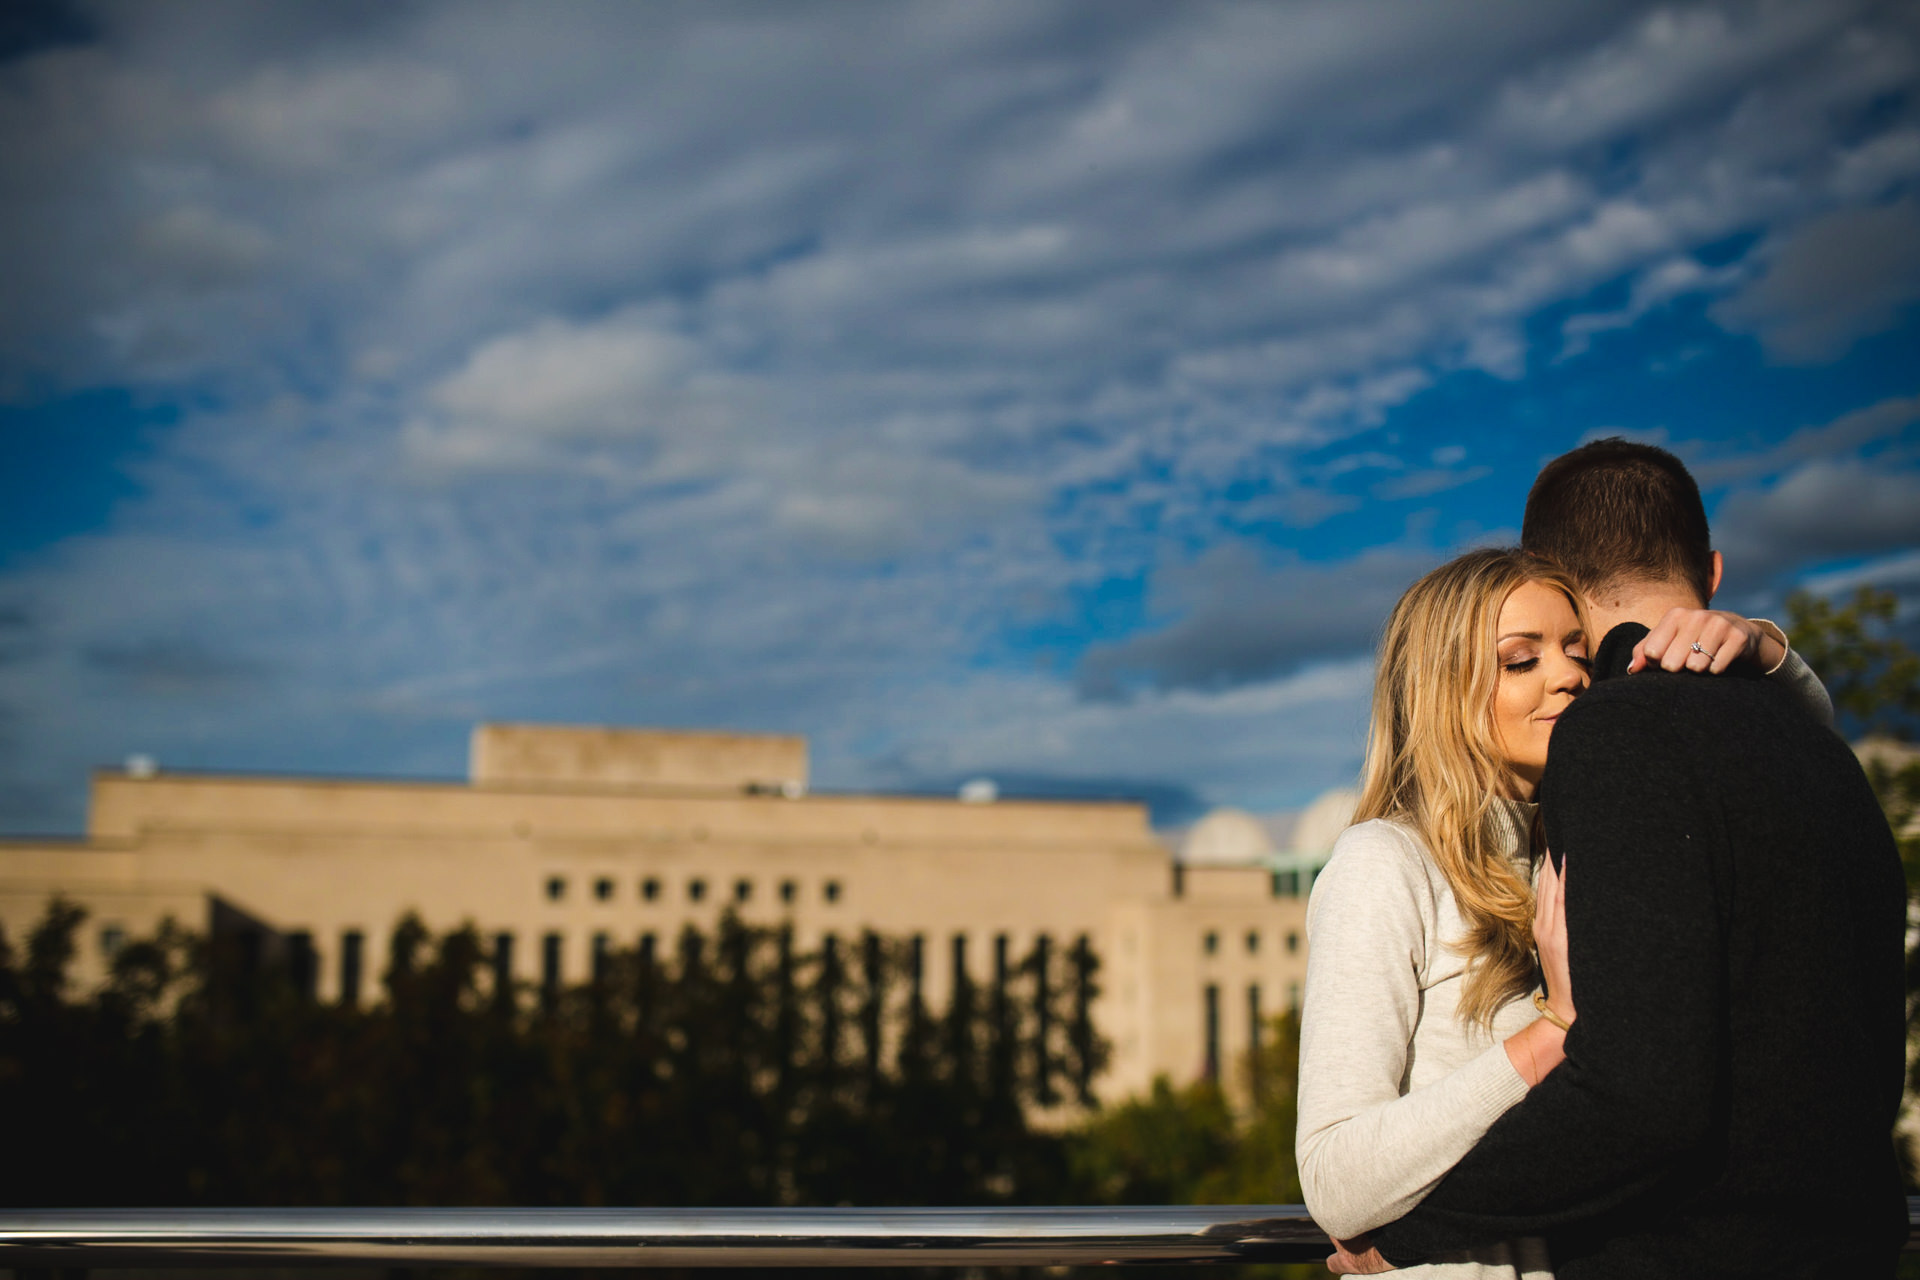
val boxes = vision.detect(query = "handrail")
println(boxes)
[0,1206,1326,1268]
[2,1202,1918,1269]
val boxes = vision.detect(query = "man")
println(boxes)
[1342,439,1908,1277]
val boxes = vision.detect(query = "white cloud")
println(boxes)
[0,2,1917,827]
[1689,393,1920,487]
[1077,542,1441,696]
[1712,201,1920,363]
[1715,460,1920,587]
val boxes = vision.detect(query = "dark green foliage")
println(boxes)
[0,908,1105,1209]
[1788,586,1920,1189]
[1067,1009,1302,1206]
[1786,587,1920,736]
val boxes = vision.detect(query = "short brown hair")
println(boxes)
[1521,438,1714,604]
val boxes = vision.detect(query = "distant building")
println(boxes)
[0,723,1335,1105]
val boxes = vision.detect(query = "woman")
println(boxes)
[1293,548,1827,1279]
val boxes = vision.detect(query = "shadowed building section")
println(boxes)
[0,723,1320,1105]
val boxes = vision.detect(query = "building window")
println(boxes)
[1286,930,1300,954]
[591,932,611,981]
[594,877,614,902]
[641,877,660,901]
[541,932,563,1005]
[99,926,125,959]
[780,879,797,904]
[1245,930,1260,954]
[734,878,752,903]
[1203,930,1218,956]
[824,880,842,904]
[688,878,707,903]
[545,875,566,902]
[1172,863,1185,898]
[340,930,364,1007]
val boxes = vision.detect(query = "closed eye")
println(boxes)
[1503,658,1539,674]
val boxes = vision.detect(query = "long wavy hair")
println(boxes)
[1353,547,1584,1029]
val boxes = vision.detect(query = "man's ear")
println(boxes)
[1707,550,1723,602]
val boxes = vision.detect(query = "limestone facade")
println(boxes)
[0,724,1324,1104]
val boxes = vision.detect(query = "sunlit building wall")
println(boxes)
[0,724,1332,1104]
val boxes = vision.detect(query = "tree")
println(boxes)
[1068,1010,1302,1206]
[1786,587,1920,737]
[0,905,1101,1212]
[1787,586,1920,1186]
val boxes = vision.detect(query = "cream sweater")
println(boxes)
[1297,814,1551,1279]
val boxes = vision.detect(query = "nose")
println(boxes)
[1547,649,1588,697]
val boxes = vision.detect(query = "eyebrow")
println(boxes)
[1498,629,1586,643]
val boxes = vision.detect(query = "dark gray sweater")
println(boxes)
[1370,622,1908,1278]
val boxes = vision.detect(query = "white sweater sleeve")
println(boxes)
[1294,823,1531,1241]
[1767,646,1834,728]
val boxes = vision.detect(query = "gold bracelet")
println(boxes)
[1533,991,1571,1032]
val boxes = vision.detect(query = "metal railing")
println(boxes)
[1,1203,1916,1269]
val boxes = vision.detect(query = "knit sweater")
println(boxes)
[1297,810,1551,1279]
[1369,623,1908,1279]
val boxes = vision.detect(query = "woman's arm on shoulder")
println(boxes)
[1628,609,1833,726]
[1295,822,1532,1241]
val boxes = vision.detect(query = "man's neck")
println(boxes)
[1582,581,1707,641]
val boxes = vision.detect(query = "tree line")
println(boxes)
[0,904,1302,1213]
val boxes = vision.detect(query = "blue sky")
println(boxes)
[1,0,1918,833]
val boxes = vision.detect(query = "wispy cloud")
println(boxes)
[0,1,1916,828]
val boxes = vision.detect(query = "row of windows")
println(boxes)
[1169,866,1321,899]
[1201,928,1300,957]
[324,927,1084,1007]
[543,875,843,906]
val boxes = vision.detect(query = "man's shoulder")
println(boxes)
[1559,667,1793,740]
[1547,667,1861,801]
[1548,674,1677,751]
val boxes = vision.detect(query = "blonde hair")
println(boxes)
[1354,548,1582,1028]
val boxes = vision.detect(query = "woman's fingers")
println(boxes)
[1638,608,1758,675]
[1326,1240,1394,1275]
[1712,614,1758,675]
[1533,854,1558,940]
[1534,853,1572,1021]
[1542,855,1573,1022]
[1631,608,1682,673]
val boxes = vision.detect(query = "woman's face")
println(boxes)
[1492,580,1591,793]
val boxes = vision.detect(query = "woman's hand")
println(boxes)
[1505,854,1574,1087]
[1629,607,1785,675]
[1534,854,1573,1028]
[1327,1235,1395,1274]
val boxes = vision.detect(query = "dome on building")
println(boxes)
[1180,807,1276,866]
[1290,786,1359,857]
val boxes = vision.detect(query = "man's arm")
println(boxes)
[1370,696,1727,1265]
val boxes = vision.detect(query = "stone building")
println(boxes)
[0,723,1343,1104]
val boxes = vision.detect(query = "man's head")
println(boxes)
[1522,437,1722,630]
